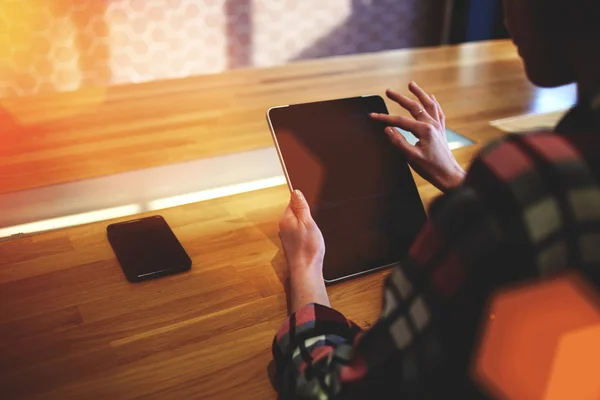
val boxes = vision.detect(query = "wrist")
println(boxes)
[288,264,329,312]
[442,164,466,192]
[289,259,324,281]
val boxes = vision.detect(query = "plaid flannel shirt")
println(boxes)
[272,90,600,399]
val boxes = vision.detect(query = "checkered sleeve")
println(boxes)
[272,303,363,399]
[273,132,600,399]
[272,183,504,398]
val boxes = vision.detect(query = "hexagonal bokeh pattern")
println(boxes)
[473,274,600,399]
[0,0,442,98]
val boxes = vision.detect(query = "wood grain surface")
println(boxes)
[0,40,576,399]
[0,40,574,195]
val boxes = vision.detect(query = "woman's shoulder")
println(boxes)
[472,130,599,188]
[423,130,600,281]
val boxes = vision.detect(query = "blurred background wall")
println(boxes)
[0,0,446,99]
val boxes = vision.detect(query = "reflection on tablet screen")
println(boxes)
[269,96,427,282]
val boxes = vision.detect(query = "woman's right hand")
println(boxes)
[370,82,465,192]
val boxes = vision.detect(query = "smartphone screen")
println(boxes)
[107,215,191,282]
[268,96,427,282]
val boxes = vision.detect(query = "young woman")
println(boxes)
[274,0,600,398]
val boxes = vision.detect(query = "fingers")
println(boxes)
[279,189,311,232]
[385,89,429,120]
[289,189,311,221]
[384,126,422,161]
[370,113,429,139]
[281,200,295,221]
[431,94,445,127]
[385,83,441,124]
[408,82,438,120]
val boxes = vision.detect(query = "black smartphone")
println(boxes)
[107,215,192,282]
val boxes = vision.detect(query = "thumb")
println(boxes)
[385,126,421,161]
[290,189,311,221]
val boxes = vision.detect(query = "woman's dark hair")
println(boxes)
[532,0,600,36]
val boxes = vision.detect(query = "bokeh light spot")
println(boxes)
[8,25,32,50]
[15,73,37,91]
[473,273,600,400]
[11,50,35,70]
[28,11,51,32]
[30,36,52,55]
[33,58,54,77]
[54,45,79,64]
[543,323,600,400]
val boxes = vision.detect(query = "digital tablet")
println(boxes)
[267,95,427,283]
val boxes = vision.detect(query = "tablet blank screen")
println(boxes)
[269,96,427,282]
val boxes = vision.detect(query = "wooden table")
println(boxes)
[0,40,576,399]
